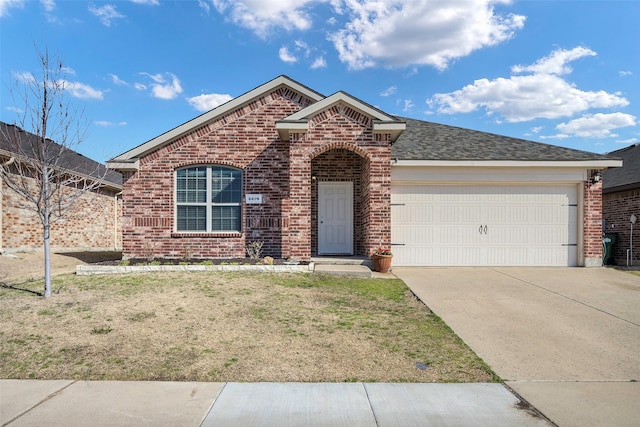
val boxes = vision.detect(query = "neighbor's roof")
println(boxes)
[0,121,122,189]
[392,117,621,165]
[602,143,640,193]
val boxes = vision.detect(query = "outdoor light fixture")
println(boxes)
[590,171,601,185]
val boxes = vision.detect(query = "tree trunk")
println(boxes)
[43,166,52,298]
[44,225,51,298]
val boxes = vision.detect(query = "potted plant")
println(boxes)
[372,247,393,273]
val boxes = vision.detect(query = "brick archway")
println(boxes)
[310,148,370,256]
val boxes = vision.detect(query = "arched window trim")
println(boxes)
[175,165,243,233]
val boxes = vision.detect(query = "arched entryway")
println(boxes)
[311,148,370,256]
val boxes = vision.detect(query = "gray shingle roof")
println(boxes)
[0,121,122,188]
[392,117,618,162]
[602,143,640,193]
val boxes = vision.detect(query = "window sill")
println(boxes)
[171,232,243,238]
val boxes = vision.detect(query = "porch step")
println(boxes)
[313,264,372,278]
[311,256,373,268]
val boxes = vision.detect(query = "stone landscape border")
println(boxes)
[76,263,315,276]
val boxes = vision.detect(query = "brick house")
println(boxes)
[108,76,620,267]
[602,143,640,265]
[0,121,123,253]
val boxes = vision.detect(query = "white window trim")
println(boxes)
[174,165,242,233]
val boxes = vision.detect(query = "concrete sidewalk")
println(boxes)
[1,380,551,426]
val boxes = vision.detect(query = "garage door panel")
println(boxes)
[391,184,579,267]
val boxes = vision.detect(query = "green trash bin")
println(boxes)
[603,232,618,265]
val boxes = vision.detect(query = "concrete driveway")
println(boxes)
[394,267,640,427]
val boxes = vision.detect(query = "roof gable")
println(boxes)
[109,75,325,168]
[276,91,406,141]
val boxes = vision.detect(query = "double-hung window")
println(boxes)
[176,166,242,232]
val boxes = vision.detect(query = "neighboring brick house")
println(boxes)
[108,76,620,267]
[0,121,123,253]
[603,143,640,265]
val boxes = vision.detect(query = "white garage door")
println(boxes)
[391,184,579,266]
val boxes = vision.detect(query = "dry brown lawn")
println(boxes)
[0,271,498,383]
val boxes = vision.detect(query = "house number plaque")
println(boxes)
[245,194,263,204]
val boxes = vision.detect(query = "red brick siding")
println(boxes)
[285,104,391,259]
[121,93,392,261]
[121,89,312,259]
[583,174,603,265]
[1,175,122,251]
[603,188,640,265]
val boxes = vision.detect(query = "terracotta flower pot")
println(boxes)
[372,254,392,273]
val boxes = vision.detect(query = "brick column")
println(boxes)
[584,174,603,267]
[365,146,392,256]
[283,146,312,261]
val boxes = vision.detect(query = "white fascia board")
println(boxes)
[106,159,140,172]
[111,76,325,161]
[285,92,398,122]
[374,121,406,142]
[392,159,623,168]
[275,120,309,141]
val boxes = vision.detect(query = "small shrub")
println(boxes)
[246,241,264,260]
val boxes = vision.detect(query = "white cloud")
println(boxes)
[552,113,636,139]
[279,39,325,67]
[88,4,125,27]
[134,82,147,91]
[212,0,316,38]
[5,106,24,114]
[131,0,159,4]
[278,46,297,63]
[139,72,183,99]
[210,1,524,70]
[60,80,104,100]
[61,66,76,76]
[310,56,327,69]
[187,93,233,112]
[40,0,55,12]
[402,99,414,112]
[0,0,25,17]
[619,70,632,77]
[198,0,210,14]
[512,46,595,75]
[380,86,397,97]
[328,0,525,70]
[427,47,630,122]
[109,73,128,86]
[616,138,639,145]
[95,120,127,127]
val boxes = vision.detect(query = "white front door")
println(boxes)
[318,182,353,255]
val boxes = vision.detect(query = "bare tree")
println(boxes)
[0,47,106,297]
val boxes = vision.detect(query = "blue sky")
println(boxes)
[1,0,638,163]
